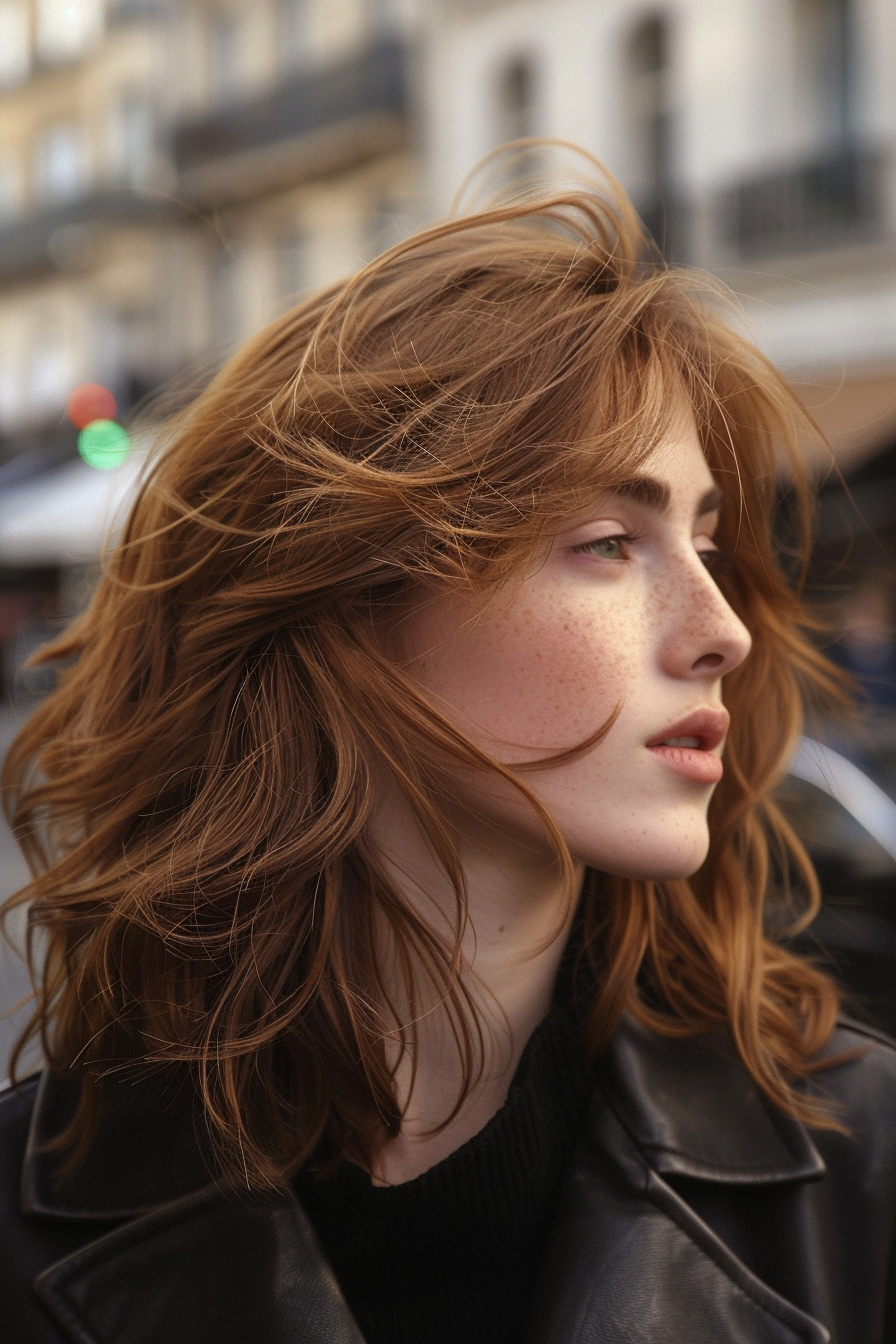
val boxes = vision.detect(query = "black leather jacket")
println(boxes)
[2,1015,895,1344]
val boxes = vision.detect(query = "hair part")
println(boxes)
[3,153,847,1189]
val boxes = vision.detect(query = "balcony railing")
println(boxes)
[0,188,189,286]
[723,146,886,257]
[173,36,408,201]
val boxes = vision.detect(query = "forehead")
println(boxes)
[576,407,720,520]
[573,370,715,482]
[637,414,718,500]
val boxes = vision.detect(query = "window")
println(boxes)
[792,0,852,152]
[27,336,70,417]
[626,14,671,206]
[33,122,89,202]
[497,56,537,144]
[277,0,309,73]
[108,96,155,186]
[0,3,29,88]
[0,154,23,219]
[209,8,245,108]
[211,245,242,346]
[36,0,103,64]
[623,11,683,253]
[493,55,540,185]
[276,228,306,304]
[366,0,394,38]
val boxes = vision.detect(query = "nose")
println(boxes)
[661,557,752,682]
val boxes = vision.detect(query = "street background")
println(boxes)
[2,0,896,1076]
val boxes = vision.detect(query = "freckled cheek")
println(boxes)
[430,602,640,751]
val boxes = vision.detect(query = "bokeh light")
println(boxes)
[67,382,117,429]
[77,419,131,470]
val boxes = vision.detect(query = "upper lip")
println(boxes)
[645,707,729,753]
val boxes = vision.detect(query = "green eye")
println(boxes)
[588,536,625,559]
[571,532,636,560]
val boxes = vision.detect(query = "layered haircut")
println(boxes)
[3,154,845,1190]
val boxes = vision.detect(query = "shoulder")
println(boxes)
[808,1018,896,1172]
[0,1073,39,1225]
[816,1015,896,1097]
[0,1072,38,1179]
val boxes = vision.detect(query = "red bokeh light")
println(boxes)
[67,383,117,429]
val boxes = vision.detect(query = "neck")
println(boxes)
[367,786,582,1184]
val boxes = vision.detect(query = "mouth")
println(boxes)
[645,708,729,784]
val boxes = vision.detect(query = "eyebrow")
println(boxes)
[611,476,723,519]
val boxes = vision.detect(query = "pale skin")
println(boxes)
[368,406,752,1185]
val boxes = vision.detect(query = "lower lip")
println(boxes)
[648,745,723,784]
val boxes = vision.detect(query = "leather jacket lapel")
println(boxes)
[24,1071,365,1344]
[526,1094,829,1344]
[33,1184,365,1344]
[22,1069,216,1221]
[599,1014,825,1184]
[526,1015,831,1344]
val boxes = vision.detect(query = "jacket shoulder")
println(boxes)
[0,1072,38,1195]
[822,1015,896,1079]
[809,1017,896,1154]
[0,1074,121,1344]
[834,1014,896,1053]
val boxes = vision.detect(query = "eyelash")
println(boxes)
[571,533,639,560]
[571,533,730,573]
[699,548,729,575]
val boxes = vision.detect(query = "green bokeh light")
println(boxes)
[78,419,131,470]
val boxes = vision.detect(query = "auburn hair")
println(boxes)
[3,153,845,1190]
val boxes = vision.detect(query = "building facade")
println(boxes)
[0,0,423,1075]
[0,0,422,701]
[424,0,896,471]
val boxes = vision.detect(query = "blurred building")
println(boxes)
[426,0,896,460]
[0,0,421,701]
[3,0,896,703]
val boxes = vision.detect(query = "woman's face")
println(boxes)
[399,407,752,881]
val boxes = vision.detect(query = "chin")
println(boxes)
[576,827,711,883]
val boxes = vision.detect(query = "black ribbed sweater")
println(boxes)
[293,1002,592,1344]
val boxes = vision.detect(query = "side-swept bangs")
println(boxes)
[2,159,845,1189]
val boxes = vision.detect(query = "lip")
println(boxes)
[645,707,729,785]
[646,707,729,753]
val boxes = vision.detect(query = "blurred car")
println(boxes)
[777,715,896,1038]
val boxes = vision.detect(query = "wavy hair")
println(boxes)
[3,154,846,1189]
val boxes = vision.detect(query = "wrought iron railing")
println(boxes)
[173,36,407,175]
[723,146,885,256]
[0,189,188,286]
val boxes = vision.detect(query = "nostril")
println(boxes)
[692,652,724,672]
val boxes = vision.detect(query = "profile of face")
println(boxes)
[398,405,752,883]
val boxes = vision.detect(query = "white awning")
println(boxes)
[0,451,145,566]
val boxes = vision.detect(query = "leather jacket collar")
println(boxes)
[597,1012,825,1184]
[23,1014,825,1223]
[23,1065,216,1222]
[21,1015,833,1344]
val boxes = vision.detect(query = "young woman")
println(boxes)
[2,156,896,1344]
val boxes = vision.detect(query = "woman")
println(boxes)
[2,155,896,1344]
